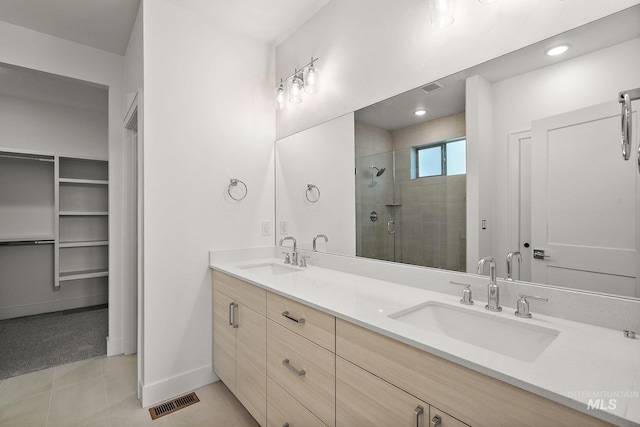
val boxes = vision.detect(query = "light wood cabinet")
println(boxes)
[336,318,612,427]
[212,271,266,426]
[267,377,326,427]
[212,272,613,427]
[336,356,432,427]
[267,292,335,352]
[267,320,335,426]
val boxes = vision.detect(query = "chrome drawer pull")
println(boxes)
[282,311,305,324]
[431,415,442,427]
[229,302,238,328]
[282,359,306,376]
[413,405,424,427]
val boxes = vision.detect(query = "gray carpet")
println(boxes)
[0,305,108,380]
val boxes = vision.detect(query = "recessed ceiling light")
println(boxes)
[546,45,569,56]
[414,109,427,116]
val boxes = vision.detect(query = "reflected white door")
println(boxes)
[531,101,639,297]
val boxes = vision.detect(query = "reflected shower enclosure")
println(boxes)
[354,116,466,271]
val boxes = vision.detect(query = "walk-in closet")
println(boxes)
[0,63,109,379]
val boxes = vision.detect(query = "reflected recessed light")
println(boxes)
[414,109,427,116]
[546,45,569,56]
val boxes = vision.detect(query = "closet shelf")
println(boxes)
[59,211,108,216]
[59,178,108,185]
[59,240,109,248]
[59,269,109,281]
[0,235,55,243]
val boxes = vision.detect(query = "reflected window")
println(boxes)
[415,137,466,178]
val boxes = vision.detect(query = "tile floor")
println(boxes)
[0,355,259,427]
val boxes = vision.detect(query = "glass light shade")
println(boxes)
[275,83,286,110]
[289,75,303,104]
[427,0,456,28]
[303,64,319,94]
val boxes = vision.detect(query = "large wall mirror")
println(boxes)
[275,5,640,299]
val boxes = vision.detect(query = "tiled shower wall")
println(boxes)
[355,114,466,271]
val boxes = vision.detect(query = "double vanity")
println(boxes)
[209,247,640,427]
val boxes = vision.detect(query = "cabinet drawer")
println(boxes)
[336,356,429,427]
[430,406,469,427]
[336,319,610,427]
[267,377,327,427]
[213,270,266,314]
[267,292,335,351]
[267,320,335,427]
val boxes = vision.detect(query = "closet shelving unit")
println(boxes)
[56,157,109,286]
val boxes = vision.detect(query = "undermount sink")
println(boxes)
[389,301,559,362]
[238,262,301,275]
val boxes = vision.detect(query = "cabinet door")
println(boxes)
[212,290,236,393]
[236,303,267,426]
[336,356,429,427]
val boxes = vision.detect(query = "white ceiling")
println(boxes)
[355,5,640,131]
[163,0,331,46]
[0,0,330,55]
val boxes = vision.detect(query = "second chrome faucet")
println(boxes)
[477,256,502,312]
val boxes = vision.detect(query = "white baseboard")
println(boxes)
[106,336,124,356]
[0,294,108,320]
[140,365,219,408]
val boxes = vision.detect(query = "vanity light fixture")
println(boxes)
[289,71,303,104]
[274,57,320,109]
[546,44,569,56]
[275,79,286,110]
[427,0,456,28]
[414,109,427,116]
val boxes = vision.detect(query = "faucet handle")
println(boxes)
[281,251,291,264]
[299,255,309,267]
[449,281,474,305]
[515,294,548,318]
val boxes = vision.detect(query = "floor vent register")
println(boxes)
[148,392,200,420]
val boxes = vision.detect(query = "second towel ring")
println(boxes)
[228,178,248,201]
[305,184,320,203]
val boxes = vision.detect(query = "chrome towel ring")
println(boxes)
[228,178,247,201]
[305,184,320,203]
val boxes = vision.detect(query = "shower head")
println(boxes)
[371,166,386,177]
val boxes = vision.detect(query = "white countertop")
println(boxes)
[209,252,640,426]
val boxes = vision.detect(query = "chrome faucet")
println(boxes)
[506,251,522,281]
[279,236,298,265]
[477,256,501,312]
[312,234,328,252]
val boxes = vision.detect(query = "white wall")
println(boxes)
[0,94,107,158]
[140,0,275,406]
[0,20,126,356]
[489,38,640,273]
[275,0,638,139]
[276,113,355,255]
